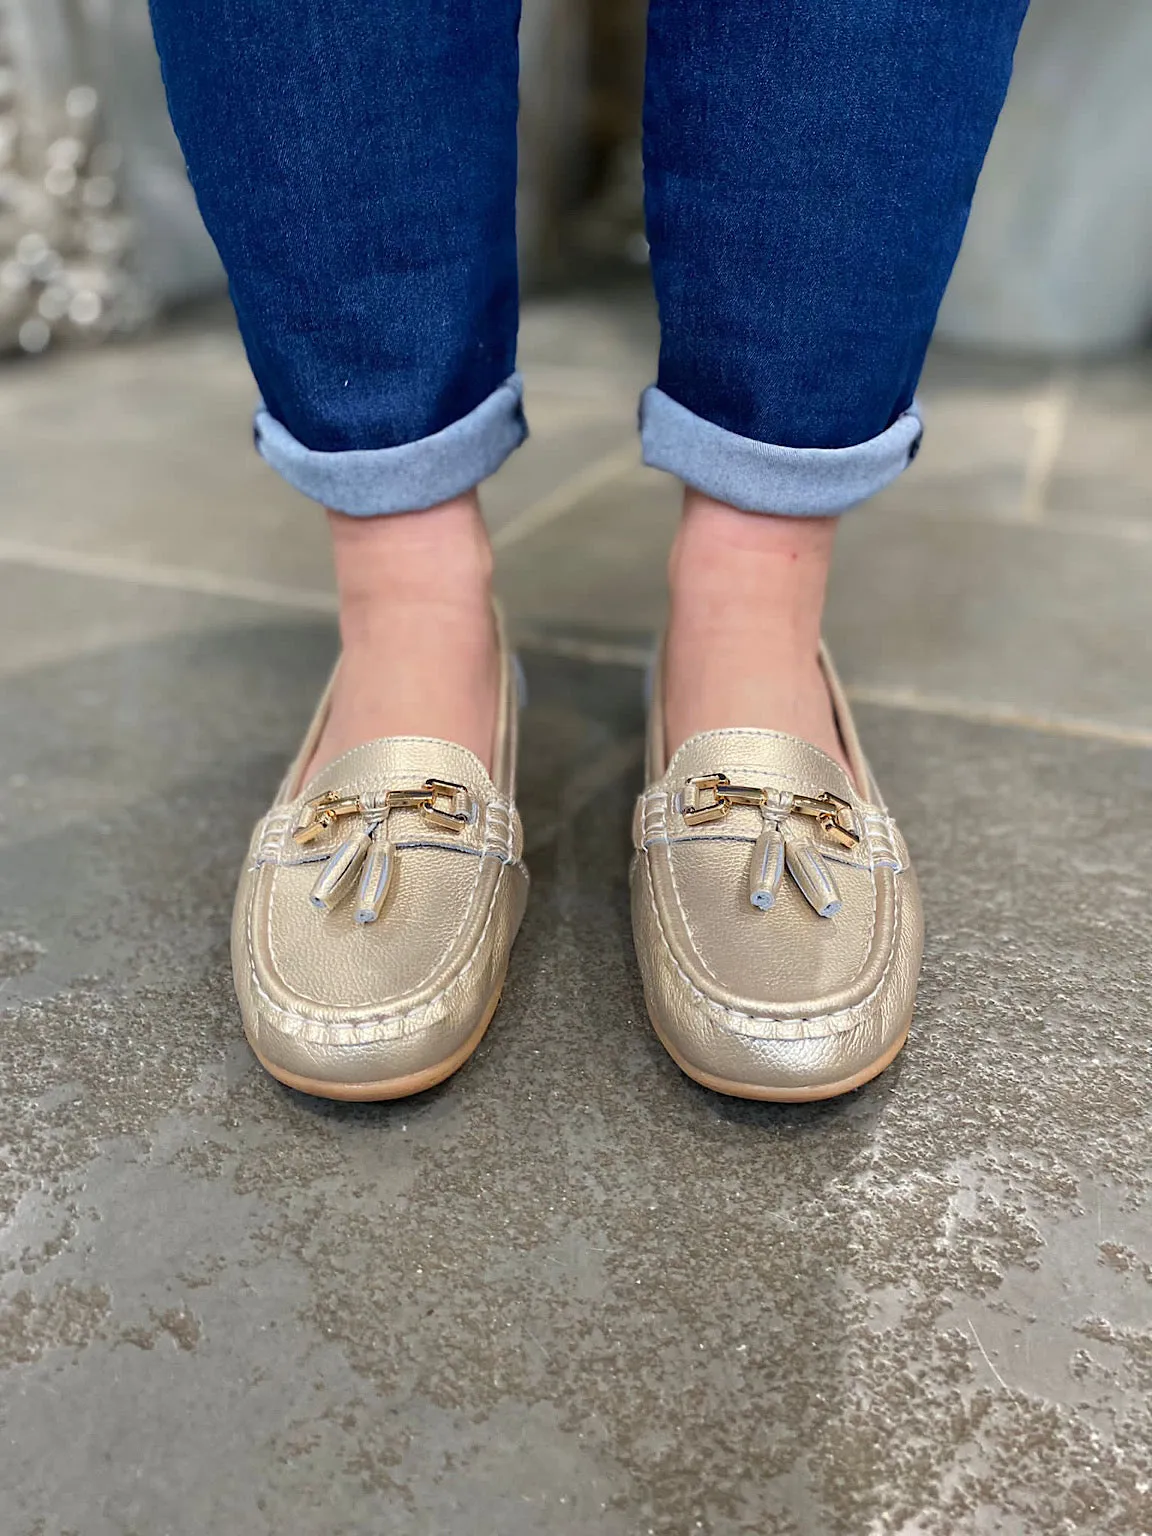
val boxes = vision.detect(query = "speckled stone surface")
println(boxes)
[1,302,1151,1536]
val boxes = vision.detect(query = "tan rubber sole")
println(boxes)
[250,985,503,1102]
[646,1002,913,1103]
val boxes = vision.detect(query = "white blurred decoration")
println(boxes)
[0,0,143,352]
[938,0,1152,355]
[0,0,221,356]
[89,0,223,307]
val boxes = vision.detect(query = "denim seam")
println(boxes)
[254,372,527,515]
[640,385,923,516]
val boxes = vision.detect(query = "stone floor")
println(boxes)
[1,293,1150,1536]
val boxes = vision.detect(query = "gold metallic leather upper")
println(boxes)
[231,622,528,1089]
[631,645,923,1094]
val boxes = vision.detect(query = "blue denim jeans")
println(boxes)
[149,0,1028,517]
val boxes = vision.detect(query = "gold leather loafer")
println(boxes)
[232,625,528,1101]
[631,646,923,1101]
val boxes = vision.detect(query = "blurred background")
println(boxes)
[3,4,1152,1534]
[2,0,1152,355]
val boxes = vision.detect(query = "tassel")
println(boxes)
[310,829,372,913]
[785,840,842,918]
[749,821,785,911]
[354,836,395,925]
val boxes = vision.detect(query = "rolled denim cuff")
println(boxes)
[254,373,527,515]
[639,386,923,516]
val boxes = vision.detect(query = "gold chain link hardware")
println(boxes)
[682,773,860,848]
[293,779,474,846]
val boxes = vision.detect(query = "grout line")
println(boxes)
[1,539,1148,752]
[1,468,1148,626]
[844,683,1152,752]
[895,502,1152,546]
[1038,509,1152,546]
[1019,368,1074,524]
[491,440,639,551]
[511,629,653,669]
[0,537,338,612]
[517,631,1152,751]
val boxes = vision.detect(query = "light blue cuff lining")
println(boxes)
[639,385,923,516]
[254,372,527,515]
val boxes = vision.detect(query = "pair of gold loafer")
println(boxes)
[233,629,922,1101]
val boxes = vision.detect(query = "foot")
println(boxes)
[663,488,851,777]
[301,493,500,786]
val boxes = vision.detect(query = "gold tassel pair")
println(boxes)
[309,828,395,925]
[292,779,476,926]
[749,813,842,918]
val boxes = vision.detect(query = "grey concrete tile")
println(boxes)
[518,288,658,387]
[1,289,1149,1533]
[0,560,289,684]
[1048,354,1152,522]
[498,456,1152,737]
[0,298,649,591]
[826,511,1152,732]
[1,568,1150,1533]
[870,346,1053,523]
[0,316,333,591]
[484,409,635,539]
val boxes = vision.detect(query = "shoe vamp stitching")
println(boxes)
[638,790,904,871]
[662,830,879,1002]
[644,847,900,1042]
[254,793,520,867]
[246,862,519,1044]
[654,831,885,873]
[664,727,859,787]
[262,836,488,1012]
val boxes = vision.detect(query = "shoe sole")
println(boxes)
[645,1000,913,1102]
[249,983,503,1102]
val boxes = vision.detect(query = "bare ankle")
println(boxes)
[669,489,836,649]
[298,490,500,783]
[327,492,494,616]
[663,488,849,772]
